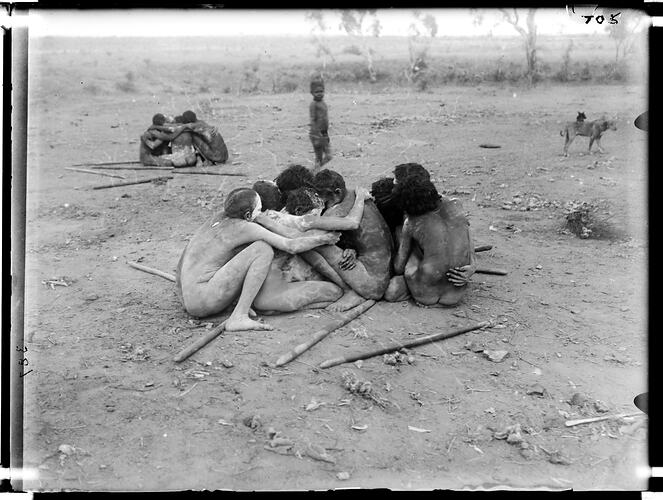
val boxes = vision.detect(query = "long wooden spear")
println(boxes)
[91,175,173,190]
[274,300,376,367]
[318,321,490,369]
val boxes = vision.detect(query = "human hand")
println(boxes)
[446,265,474,287]
[294,214,315,231]
[356,187,372,201]
[339,248,357,270]
[320,232,341,245]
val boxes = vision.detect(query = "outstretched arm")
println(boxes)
[297,188,371,231]
[254,212,309,239]
[244,221,339,254]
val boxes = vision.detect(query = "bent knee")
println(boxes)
[249,240,275,259]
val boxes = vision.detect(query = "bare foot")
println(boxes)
[225,315,274,331]
[326,289,364,312]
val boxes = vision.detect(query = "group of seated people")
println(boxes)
[175,163,477,332]
[139,110,228,167]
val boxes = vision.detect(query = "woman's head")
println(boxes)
[252,180,283,212]
[398,177,440,216]
[285,187,325,216]
[275,164,315,205]
[224,188,261,221]
[312,169,346,208]
[393,163,431,184]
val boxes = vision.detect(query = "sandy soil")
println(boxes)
[22,66,647,491]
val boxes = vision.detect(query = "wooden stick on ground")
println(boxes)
[73,160,143,167]
[564,412,644,427]
[64,167,126,179]
[127,261,176,282]
[474,245,493,253]
[172,170,247,177]
[92,176,173,190]
[318,321,490,369]
[173,321,227,363]
[91,165,174,171]
[274,300,376,368]
[475,267,508,276]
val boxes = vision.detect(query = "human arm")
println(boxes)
[296,188,371,231]
[253,212,307,239]
[245,222,340,254]
[393,220,413,275]
[446,226,477,287]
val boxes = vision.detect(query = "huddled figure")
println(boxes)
[139,110,228,167]
[175,161,479,328]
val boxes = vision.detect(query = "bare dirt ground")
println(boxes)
[22,47,647,491]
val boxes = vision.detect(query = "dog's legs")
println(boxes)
[564,133,575,156]
[588,135,595,154]
[596,136,604,153]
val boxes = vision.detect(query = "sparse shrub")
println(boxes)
[342,44,363,56]
[554,40,574,82]
[222,86,232,94]
[239,57,261,94]
[115,71,137,93]
[563,200,625,240]
[580,63,592,81]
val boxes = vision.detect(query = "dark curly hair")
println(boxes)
[399,177,441,216]
[252,180,283,212]
[152,113,166,126]
[393,163,431,183]
[371,177,404,231]
[312,169,346,199]
[275,165,314,204]
[181,110,198,124]
[284,188,317,216]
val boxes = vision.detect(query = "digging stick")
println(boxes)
[91,165,174,171]
[173,321,227,363]
[64,167,126,179]
[475,267,508,276]
[474,245,493,253]
[73,160,143,167]
[91,176,173,190]
[127,261,176,282]
[274,300,376,367]
[564,412,644,427]
[172,170,247,177]
[318,321,490,369]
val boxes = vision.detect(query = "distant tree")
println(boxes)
[473,8,539,85]
[338,9,382,82]
[606,11,648,66]
[406,10,438,82]
[500,9,539,85]
[305,11,335,73]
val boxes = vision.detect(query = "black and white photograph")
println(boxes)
[10,6,650,491]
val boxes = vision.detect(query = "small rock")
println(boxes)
[526,383,547,397]
[465,340,485,353]
[99,464,107,470]
[406,355,415,364]
[243,415,262,430]
[506,430,523,445]
[547,451,571,465]
[569,393,588,406]
[594,400,610,413]
[144,381,154,387]
[354,360,363,369]
[337,471,351,481]
[483,350,509,363]
[535,265,542,270]
[84,294,99,302]
[221,360,234,368]
[58,444,75,456]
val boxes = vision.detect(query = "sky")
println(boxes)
[11,8,645,38]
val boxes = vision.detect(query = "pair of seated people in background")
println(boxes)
[139,110,228,167]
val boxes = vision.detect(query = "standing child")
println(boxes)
[309,77,332,171]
